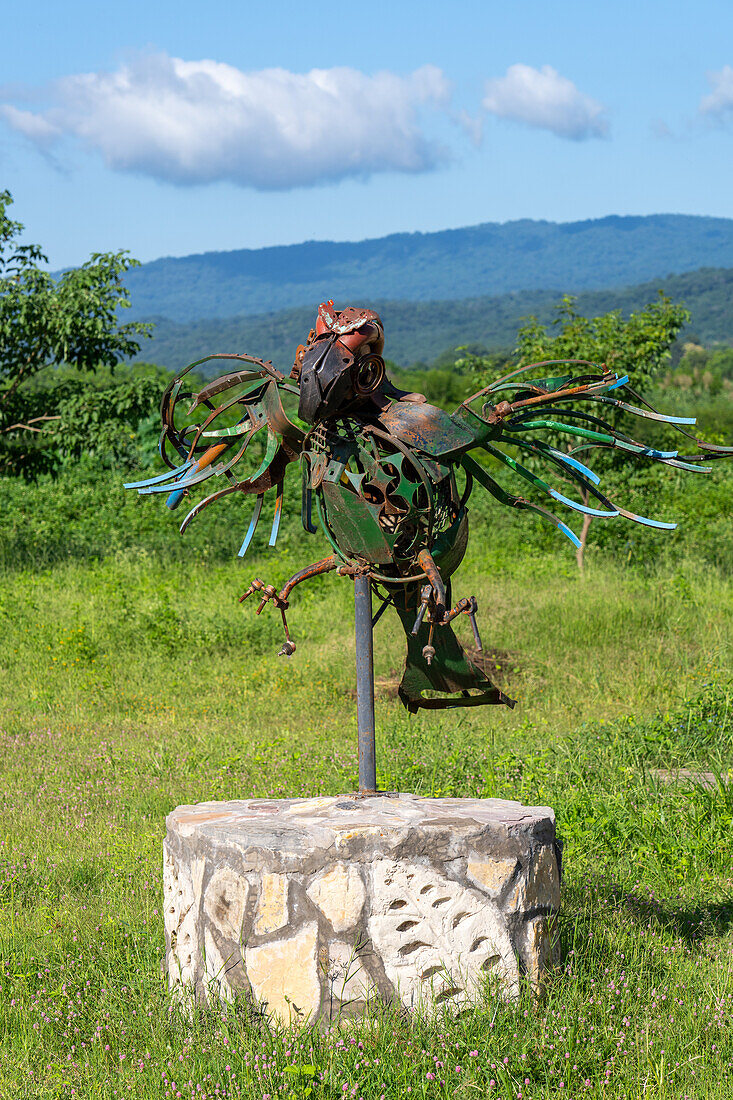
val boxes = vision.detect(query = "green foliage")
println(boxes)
[0,366,164,477]
[664,340,733,400]
[0,190,153,474]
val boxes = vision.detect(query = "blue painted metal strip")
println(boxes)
[558,522,583,549]
[552,450,601,485]
[124,461,193,490]
[269,483,284,548]
[237,495,264,558]
[549,490,618,518]
[618,509,677,530]
[166,488,186,511]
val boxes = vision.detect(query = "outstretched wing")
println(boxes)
[450,359,732,548]
[125,353,306,556]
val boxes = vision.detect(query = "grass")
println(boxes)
[0,525,732,1097]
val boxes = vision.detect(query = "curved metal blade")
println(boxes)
[238,494,265,558]
[269,482,284,547]
[124,461,193,490]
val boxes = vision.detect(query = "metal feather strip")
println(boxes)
[143,423,263,497]
[269,482,284,547]
[463,359,610,406]
[506,404,682,457]
[503,417,678,459]
[507,438,677,529]
[179,483,244,533]
[481,443,618,517]
[549,391,697,425]
[139,452,234,494]
[242,428,279,488]
[124,460,193,490]
[461,453,582,548]
[237,494,265,558]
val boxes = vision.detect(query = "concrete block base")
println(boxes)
[164,793,561,1024]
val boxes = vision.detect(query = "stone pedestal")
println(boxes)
[164,794,561,1024]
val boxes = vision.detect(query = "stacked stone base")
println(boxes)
[164,794,561,1025]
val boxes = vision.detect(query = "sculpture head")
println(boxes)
[296,301,385,425]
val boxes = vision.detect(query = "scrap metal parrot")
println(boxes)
[126,301,730,712]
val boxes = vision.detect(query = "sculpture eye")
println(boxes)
[353,353,385,396]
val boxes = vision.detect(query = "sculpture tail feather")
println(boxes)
[390,581,515,713]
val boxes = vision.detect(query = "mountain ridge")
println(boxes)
[123,214,733,323]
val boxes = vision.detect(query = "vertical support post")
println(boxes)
[354,574,377,793]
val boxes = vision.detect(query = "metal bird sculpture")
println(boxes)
[126,301,730,789]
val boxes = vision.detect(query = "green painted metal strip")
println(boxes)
[461,454,582,548]
[314,491,351,564]
[245,428,279,485]
[482,442,553,492]
[504,419,616,443]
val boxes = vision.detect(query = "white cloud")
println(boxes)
[482,64,608,140]
[699,65,733,121]
[0,104,58,142]
[0,54,452,189]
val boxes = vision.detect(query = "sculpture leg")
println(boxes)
[391,580,515,713]
[239,555,337,655]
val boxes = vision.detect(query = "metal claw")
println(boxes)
[422,623,436,665]
[411,584,432,636]
[239,577,266,603]
[466,597,483,652]
[256,584,278,614]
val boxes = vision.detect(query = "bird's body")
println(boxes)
[126,301,729,713]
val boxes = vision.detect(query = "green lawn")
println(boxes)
[0,528,731,1098]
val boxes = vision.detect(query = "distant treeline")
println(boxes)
[135,266,733,373]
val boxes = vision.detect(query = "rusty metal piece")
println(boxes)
[256,584,279,614]
[482,400,513,425]
[422,622,436,666]
[278,606,296,657]
[280,555,337,602]
[442,596,470,624]
[239,577,266,603]
[417,549,446,615]
[467,597,483,652]
[411,584,432,636]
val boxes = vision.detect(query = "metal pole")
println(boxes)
[354,574,377,793]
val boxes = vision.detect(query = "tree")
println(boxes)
[470,294,690,570]
[0,190,154,474]
[515,293,688,398]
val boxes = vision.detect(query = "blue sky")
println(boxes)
[2,0,733,268]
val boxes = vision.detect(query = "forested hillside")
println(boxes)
[123,214,733,321]
[139,265,733,371]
